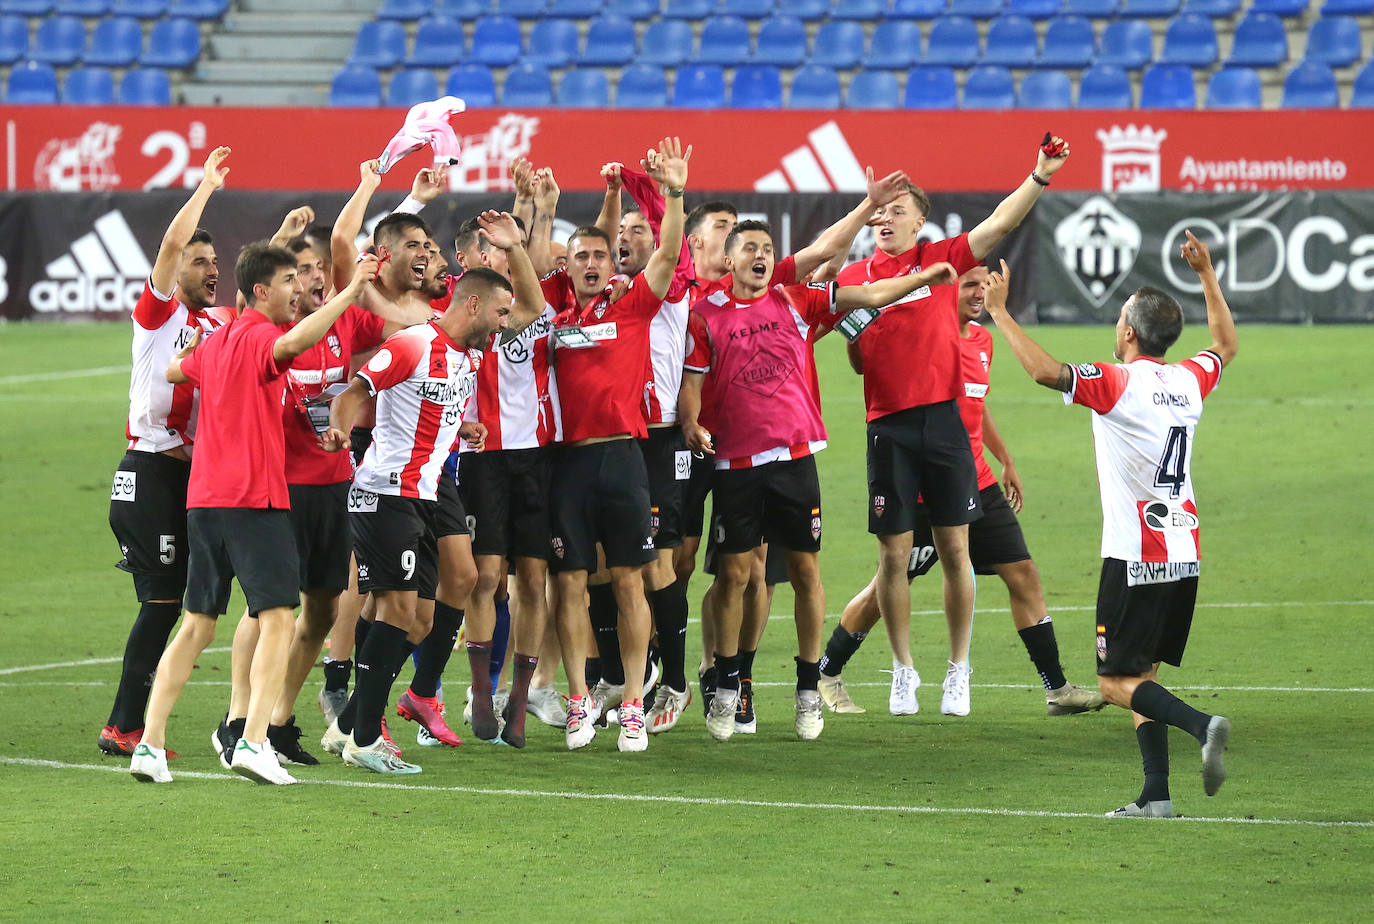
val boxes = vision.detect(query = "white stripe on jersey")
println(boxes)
[648,292,689,424]
[467,303,556,450]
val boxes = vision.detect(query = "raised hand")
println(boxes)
[866,166,911,207]
[643,136,691,190]
[1036,133,1071,177]
[201,146,231,189]
[601,161,624,192]
[411,166,447,204]
[533,167,560,212]
[358,158,383,192]
[1180,228,1213,273]
[510,157,536,199]
[980,259,1011,313]
[477,210,522,251]
[273,206,314,242]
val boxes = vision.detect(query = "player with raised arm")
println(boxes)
[979,230,1237,818]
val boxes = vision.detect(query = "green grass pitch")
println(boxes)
[0,321,1371,922]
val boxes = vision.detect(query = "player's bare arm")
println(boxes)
[330,159,383,293]
[1181,229,1238,367]
[269,206,315,248]
[274,255,379,362]
[527,167,559,277]
[509,157,536,240]
[967,135,1070,260]
[150,146,230,296]
[459,421,487,452]
[677,370,713,455]
[834,261,959,311]
[164,327,202,384]
[594,162,624,242]
[478,209,544,330]
[980,260,1072,391]
[792,167,911,279]
[642,137,692,300]
[981,406,1024,513]
[320,376,371,452]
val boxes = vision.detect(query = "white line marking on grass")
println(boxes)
[0,364,129,387]
[0,646,231,676]
[2,756,1369,829]
[747,681,1374,694]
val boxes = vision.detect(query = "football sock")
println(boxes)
[336,690,358,734]
[490,597,511,688]
[1017,620,1067,691]
[352,621,410,748]
[738,648,757,685]
[715,653,741,693]
[109,601,181,730]
[588,583,625,685]
[322,658,352,694]
[503,653,539,746]
[354,616,372,657]
[1135,720,1171,805]
[794,657,821,693]
[649,580,690,691]
[818,624,868,677]
[584,656,601,689]
[466,639,498,739]
[410,603,463,699]
[1130,680,1212,743]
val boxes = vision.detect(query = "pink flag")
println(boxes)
[377,95,466,175]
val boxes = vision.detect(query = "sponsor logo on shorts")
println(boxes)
[650,506,660,537]
[642,535,655,550]
[357,563,370,582]
[111,470,136,501]
[714,521,725,545]
[347,486,379,513]
[1126,560,1200,586]
[872,495,885,517]
[551,536,565,559]
[1142,501,1199,532]
[810,507,821,541]
[1096,625,1107,661]
[674,450,691,481]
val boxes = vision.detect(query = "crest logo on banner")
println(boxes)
[450,113,540,192]
[34,122,123,192]
[1053,196,1141,307]
[1097,124,1168,193]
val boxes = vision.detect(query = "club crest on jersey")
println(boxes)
[327,334,342,358]
[430,355,447,377]
[551,536,565,559]
[872,495,886,517]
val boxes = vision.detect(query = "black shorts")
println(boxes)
[906,482,1033,580]
[1095,558,1199,676]
[349,490,440,600]
[711,455,823,555]
[682,449,714,539]
[458,447,552,560]
[639,426,691,550]
[108,450,191,602]
[350,426,373,468]
[703,530,790,584]
[185,507,300,617]
[435,470,472,539]
[867,400,982,533]
[549,439,655,572]
[288,481,352,594]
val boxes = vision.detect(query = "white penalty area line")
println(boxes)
[0,646,231,676]
[0,364,130,387]
[1,756,1368,830]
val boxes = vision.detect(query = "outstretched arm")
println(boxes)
[980,260,1070,391]
[967,135,1070,260]
[642,137,691,300]
[509,158,536,242]
[150,146,230,296]
[320,377,372,453]
[791,167,910,279]
[1180,229,1238,367]
[269,205,315,247]
[528,167,559,277]
[594,162,624,242]
[331,159,383,293]
[478,210,544,330]
[834,262,958,311]
[274,256,379,363]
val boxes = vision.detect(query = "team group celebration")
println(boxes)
[101,125,1237,821]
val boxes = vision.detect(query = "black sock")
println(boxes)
[354,616,372,655]
[1130,680,1212,743]
[1135,720,1171,805]
[410,603,463,698]
[588,583,624,685]
[818,624,867,677]
[649,580,690,692]
[738,648,757,685]
[795,657,820,692]
[336,690,358,734]
[1018,620,1067,691]
[716,652,741,692]
[109,601,181,731]
[353,622,410,748]
[323,658,352,693]
[584,656,601,689]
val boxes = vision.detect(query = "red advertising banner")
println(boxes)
[4,106,1373,195]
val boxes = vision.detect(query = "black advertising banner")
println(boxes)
[0,191,1033,321]
[1034,191,1374,324]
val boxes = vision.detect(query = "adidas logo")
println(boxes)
[753,121,867,193]
[30,209,151,313]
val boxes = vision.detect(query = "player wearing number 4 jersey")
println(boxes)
[980,229,1238,819]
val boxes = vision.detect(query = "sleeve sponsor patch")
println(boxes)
[1076,363,1103,379]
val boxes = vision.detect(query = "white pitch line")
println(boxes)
[1,756,1368,829]
[0,646,231,676]
[0,364,130,387]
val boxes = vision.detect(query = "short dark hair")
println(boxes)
[236,242,297,307]
[303,223,332,257]
[568,226,612,249]
[897,183,932,218]
[1124,286,1184,357]
[454,266,513,300]
[724,219,772,256]
[286,239,316,257]
[686,200,737,237]
[373,213,431,250]
[454,216,481,254]
[187,228,212,247]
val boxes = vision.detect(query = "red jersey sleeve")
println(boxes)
[132,279,178,330]
[618,272,665,319]
[344,304,386,354]
[770,255,798,287]
[1179,350,1223,400]
[357,330,424,394]
[782,282,837,328]
[1066,362,1130,414]
[684,311,713,373]
[922,232,979,276]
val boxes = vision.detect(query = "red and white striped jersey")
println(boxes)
[465,303,558,450]
[125,280,235,453]
[353,321,477,501]
[1066,351,1224,565]
[647,291,690,425]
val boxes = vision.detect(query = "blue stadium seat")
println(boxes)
[1120,0,1178,15]
[1227,12,1288,67]
[526,18,578,67]
[496,0,544,16]
[28,15,85,66]
[1205,66,1261,108]
[925,16,980,66]
[1282,59,1339,107]
[1180,0,1238,14]
[1139,62,1196,108]
[1040,15,1095,67]
[617,61,668,105]
[1096,18,1152,69]
[1305,16,1361,68]
[62,65,114,104]
[378,0,434,19]
[470,15,522,66]
[142,17,200,68]
[983,15,1039,67]
[86,16,142,65]
[330,64,382,106]
[948,0,1002,16]
[446,63,496,105]
[548,0,601,14]
[349,20,406,68]
[503,62,553,105]
[118,65,170,104]
[722,0,775,17]
[604,0,656,17]
[846,69,900,108]
[1160,13,1218,67]
[730,63,783,107]
[1063,0,1117,14]
[663,0,712,16]
[1017,68,1072,107]
[7,60,58,103]
[868,20,921,69]
[1322,0,1374,12]
[696,15,751,65]
[789,63,841,107]
[387,67,439,107]
[809,20,865,69]
[962,64,1015,107]
[1077,62,1132,106]
[408,16,466,66]
[435,0,489,15]
[0,0,53,13]
[57,0,110,15]
[887,0,946,16]
[640,18,692,65]
[557,67,609,106]
[112,0,167,17]
[1350,59,1374,105]
[1250,0,1306,15]
[831,0,886,17]
[672,63,726,107]
[785,0,829,18]
[581,14,636,65]
[0,14,28,65]
[753,15,806,66]
[166,0,228,18]
[1008,0,1063,16]
[904,64,959,107]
